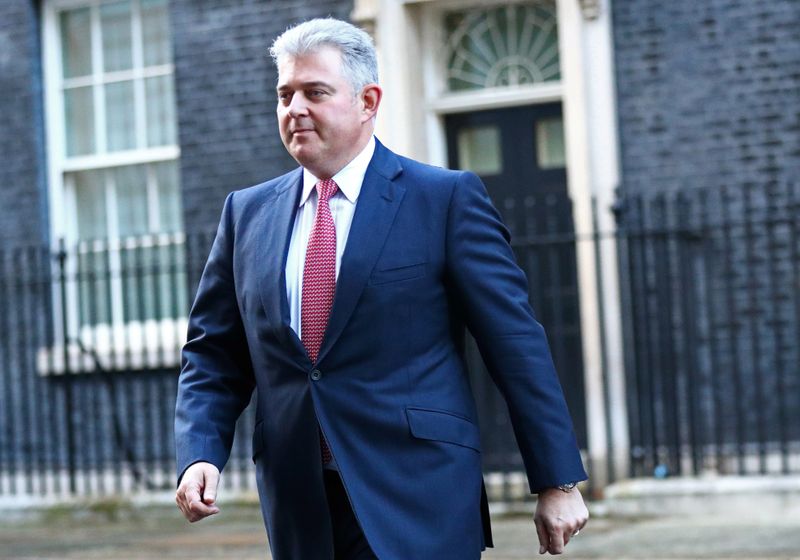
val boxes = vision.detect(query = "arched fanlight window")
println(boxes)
[444,2,560,92]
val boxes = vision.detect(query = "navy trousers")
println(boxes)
[324,470,378,560]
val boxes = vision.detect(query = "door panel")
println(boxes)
[446,104,587,470]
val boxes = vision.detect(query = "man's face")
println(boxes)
[276,46,370,179]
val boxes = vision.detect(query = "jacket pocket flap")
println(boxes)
[406,407,480,451]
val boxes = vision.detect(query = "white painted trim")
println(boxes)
[555,0,600,478]
[418,1,446,166]
[426,82,563,114]
[62,65,174,89]
[419,1,445,103]
[42,1,69,354]
[50,0,105,10]
[419,2,447,166]
[585,0,629,486]
[91,3,107,154]
[131,0,147,150]
[368,0,429,161]
[589,1,629,486]
[61,146,179,172]
[404,0,517,10]
[556,0,628,487]
[42,1,66,243]
[146,163,160,231]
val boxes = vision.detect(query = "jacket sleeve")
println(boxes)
[174,191,255,482]
[444,171,587,493]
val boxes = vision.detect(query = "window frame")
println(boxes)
[41,0,185,374]
[420,0,564,115]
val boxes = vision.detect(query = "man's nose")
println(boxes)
[287,93,309,117]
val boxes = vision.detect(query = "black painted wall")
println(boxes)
[612,0,799,195]
[0,0,48,247]
[169,0,354,235]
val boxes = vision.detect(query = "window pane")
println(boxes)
[444,3,560,92]
[65,86,96,156]
[457,125,502,175]
[105,80,137,151]
[122,244,156,321]
[73,170,107,240]
[142,0,171,66]
[101,1,133,73]
[121,239,186,322]
[114,165,149,238]
[73,170,111,326]
[155,161,182,232]
[166,242,188,318]
[120,244,143,322]
[536,116,566,169]
[61,8,92,79]
[155,244,171,321]
[121,241,185,321]
[145,75,176,146]
[79,246,112,327]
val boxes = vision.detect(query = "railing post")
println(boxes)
[56,239,76,495]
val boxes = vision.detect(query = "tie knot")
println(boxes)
[317,179,338,202]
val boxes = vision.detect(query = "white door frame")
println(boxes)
[353,0,629,489]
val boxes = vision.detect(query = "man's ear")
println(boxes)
[360,84,382,122]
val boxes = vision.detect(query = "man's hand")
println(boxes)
[175,462,221,522]
[534,486,589,555]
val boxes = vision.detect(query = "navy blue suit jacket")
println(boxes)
[175,139,587,559]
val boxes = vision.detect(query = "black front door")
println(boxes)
[445,103,587,471]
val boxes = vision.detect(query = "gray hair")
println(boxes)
[270,18,379,95]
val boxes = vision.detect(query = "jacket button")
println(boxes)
[310,369,322,381]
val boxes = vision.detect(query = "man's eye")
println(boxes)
[308,90,325,97]
[278,92,291,103]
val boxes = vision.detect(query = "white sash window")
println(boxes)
[42,0,185,373]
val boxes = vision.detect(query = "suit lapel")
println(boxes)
[316,142,405,364]
[256,168,308,358]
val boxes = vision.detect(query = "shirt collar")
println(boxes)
[300,136,376,207]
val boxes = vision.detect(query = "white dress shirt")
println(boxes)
[285,135,376,339]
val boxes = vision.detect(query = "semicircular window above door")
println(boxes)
[444,1,560,92]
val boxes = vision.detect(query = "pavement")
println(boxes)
[1,500,799,559]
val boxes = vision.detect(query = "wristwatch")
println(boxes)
[557,481,578,493]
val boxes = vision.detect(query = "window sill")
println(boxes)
[37,317,188,375]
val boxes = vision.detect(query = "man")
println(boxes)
[175,17,588,559]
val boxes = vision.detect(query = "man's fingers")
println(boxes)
[189,498,220,518]
[563,522,576,546]
[563,519,580,545]
[202,468,219,505]
[184,480,202,504]
[547,522,566,555]
[533,487,589,555]
[175,462,221,522]
[534,516,549,555]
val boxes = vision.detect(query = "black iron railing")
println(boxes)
[0,232,257,498]
[1,184,800,501]
[617,182,800,478]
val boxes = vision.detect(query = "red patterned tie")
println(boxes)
[301,178,338,464]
